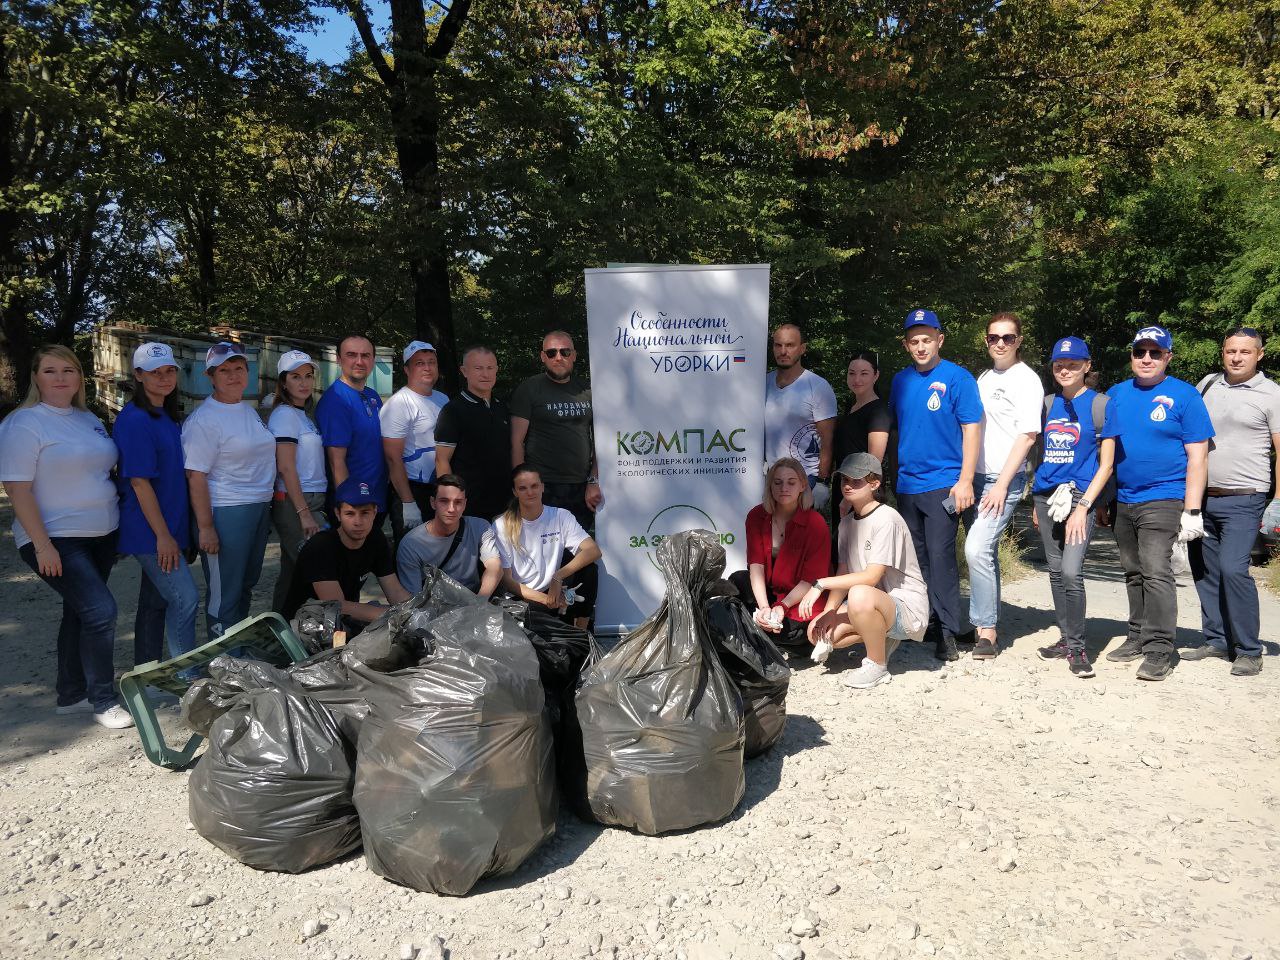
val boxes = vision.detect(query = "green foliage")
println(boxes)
[4,0,1280,399]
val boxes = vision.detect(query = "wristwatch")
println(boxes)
[1188,508,1201,516]
[1078,497,1093,511]
[587,477,599,485]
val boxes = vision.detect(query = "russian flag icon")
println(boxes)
[733,355,746,363]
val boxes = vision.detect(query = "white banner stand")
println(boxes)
[585,264,770,635]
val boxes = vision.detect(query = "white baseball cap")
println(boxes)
[278,349,314,375]
[402,340,436,363]
[133,342,177,372]
[204,341,248,370]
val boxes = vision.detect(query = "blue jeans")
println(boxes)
[18,533,120,711]
[965,472,1027,630]
[1190,493,1267,658]
[133,553,200,665]
[199,502,271,641]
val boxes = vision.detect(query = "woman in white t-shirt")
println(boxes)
[267,350,329,613]
[495,464,602,628]
[0,345,133,729]
[965,312,1044,659]
[182,342,277,641]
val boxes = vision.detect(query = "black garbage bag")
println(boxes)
[290,599,345,654]
[576,529,745,835]
[187,660,360,874]
[704,593,791,758]
[347,568,555,895]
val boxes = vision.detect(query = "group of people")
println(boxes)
[0,331,602,729]
[753,312,1278,689]
[2,310,1275,727]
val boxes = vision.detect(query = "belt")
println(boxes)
[1205,487,1263,497]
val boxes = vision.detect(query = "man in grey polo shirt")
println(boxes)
[396,474,503,598]
[1186,326,1280,676]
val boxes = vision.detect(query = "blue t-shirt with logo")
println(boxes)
[889,359,984,494]
[315,380,387,508]
[1033,389,1103,494]
[114,402,190,554]
[1106,376,1214,504]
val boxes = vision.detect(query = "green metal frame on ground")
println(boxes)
[118,612,310,770]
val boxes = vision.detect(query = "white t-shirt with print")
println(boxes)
[492,505,589,593]
[0,404,120,548]
[268,404,327,494]
[379,386,448,484]
[976,361,1044,476]
[182,399,277,507]
[837,504,929,639]
[764,368,838,477]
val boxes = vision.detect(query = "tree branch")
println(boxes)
[426,0,471,62]
[337,0,396,87]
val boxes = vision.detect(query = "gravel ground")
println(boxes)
[1,501,1278,960]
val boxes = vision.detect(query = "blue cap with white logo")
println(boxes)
[904,308,941,331]
[1132,325,1173,351]
[334,477,379,508]
[1050,337,1091,361]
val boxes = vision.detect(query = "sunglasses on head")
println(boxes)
[207,342,246,362]
[986,333,1019,346]
[1131,347,1167,359]
[544,348,573,358]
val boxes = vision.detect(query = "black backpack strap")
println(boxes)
[439,520,467,571]
[1090,392,1108,438]
[1198,373,1223,398]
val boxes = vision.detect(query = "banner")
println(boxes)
[586,264,770,633]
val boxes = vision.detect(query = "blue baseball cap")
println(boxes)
[1050,337,1091,361]
[334,477,379,508]
[1132,325,1173,351]
[904,308,941,331]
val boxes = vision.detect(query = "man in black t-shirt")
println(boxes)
[435,345,512,521]
[283,477,412,624]
[510,330,598,531]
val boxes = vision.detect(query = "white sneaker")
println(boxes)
[55,699,93,715]
[841,659,891,689]
[93,705,135,729]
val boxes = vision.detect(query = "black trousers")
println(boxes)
[543,481,595,535]
[897,487,967,640]
[390,479,436,548]
[727,569,809,648]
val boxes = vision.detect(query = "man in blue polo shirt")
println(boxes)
[1104,324,1214,681]
[889,308,984,661]
[316,334,386,522]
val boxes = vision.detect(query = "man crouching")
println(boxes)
[798,453,930,689]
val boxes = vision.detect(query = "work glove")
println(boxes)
[1177,510,1204,543]
[1047,483,1075,523]
[811,481,831,511]
[811,638,834,665]
[401,501,423,531]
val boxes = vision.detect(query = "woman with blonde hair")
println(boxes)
[729,457,831,653]
[494,464,601,628]
[0,345,133,728]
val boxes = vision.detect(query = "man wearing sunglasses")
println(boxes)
[1104,325,1214,681]
[510,331,598,531]
[1184,327,1280,677]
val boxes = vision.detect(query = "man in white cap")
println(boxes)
[380,340,448,545]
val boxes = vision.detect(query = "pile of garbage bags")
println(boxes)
[183,529,792,892]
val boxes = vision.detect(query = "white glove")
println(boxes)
[1177,510,1204,543]
[811,639,834,664]
[401,501,423,530]
[1047,483,1075,523]
[1262,499,1280,533]
[811,481,831,511]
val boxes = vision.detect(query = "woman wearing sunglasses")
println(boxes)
[964,312,1044,659]
[182,342,277,641]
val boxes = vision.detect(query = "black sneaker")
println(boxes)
[1037,640,1069,661]
[1230,655,1262,677]
[1181,644,1229,661]
[1135,651,1174,681]
[934,632,960,662]
[954,629,977,648]
[1067,649,1095,678]
[1105,637,1146,663]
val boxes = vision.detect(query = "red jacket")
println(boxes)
[744,504,831,621]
